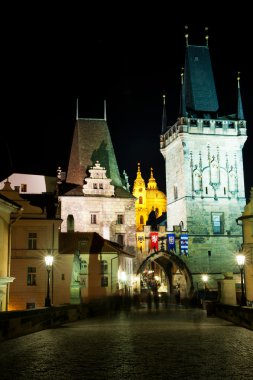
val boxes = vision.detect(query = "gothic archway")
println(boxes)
[136,249,194,301]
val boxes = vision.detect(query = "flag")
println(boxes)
[150,232,158,251]
[180,234,188,256]
[168,233,176,252]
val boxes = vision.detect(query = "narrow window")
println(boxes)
[174,186,178,200]
[205,187,208,195]
[80,260,88,274]
[211,213,224,234]
[27,267,36,285]
[139,196,143,204]
[28,233,37,250]
[101,260,108,274]
[91,214,97,224]
[67,214,74,232]
[140,215,144,225]
[224,187,226,195]
[117,214,124,224]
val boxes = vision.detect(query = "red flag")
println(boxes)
[150,232,158,251]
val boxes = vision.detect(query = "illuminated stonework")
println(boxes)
[132,163,166,232]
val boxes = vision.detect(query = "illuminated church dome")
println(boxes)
[132,163,166,231]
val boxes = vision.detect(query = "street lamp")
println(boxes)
[236,253,246,306]
[202,274,209,299]
[44,255,53,307]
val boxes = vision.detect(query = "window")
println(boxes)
[67,214,74,232]
[117,214,124,224]
[91,214,97,224]
[28,233,37,250]
[140,215,144,225]
[80,260,88,274]
[101,260,108,274]
[99,183,103,189]
[93,183,98,189]
[101,276,108,287]
[211,213,224,234]
[27,267,36,285]
[139,196,143,204]
[174,186,178,200]
[117,234,124,246]
[21,184,27,192]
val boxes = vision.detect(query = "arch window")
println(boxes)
[67,214,74,232]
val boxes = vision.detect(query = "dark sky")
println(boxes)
[2,6,252,201]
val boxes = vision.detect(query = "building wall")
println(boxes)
[59,196,136,252]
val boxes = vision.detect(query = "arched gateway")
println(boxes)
[137,248,194,302]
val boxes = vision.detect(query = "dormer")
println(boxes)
[82,161,115,196]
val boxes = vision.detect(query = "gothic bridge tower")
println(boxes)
[160,29,248,290]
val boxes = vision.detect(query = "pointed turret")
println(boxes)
[147,168,158,190]
[179,67,186,117]
[237,72,245,120]
[161,94,167,133]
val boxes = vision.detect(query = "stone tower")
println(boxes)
[160,31,248,289]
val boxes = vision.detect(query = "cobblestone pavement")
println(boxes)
[1,306,252,380]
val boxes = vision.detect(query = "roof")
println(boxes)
[66,118,123,188]
[59,232,135,257]
[61,184,135,199]
[184,45,219,115]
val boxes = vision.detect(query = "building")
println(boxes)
[0,179,61,310]
[236,187,253,304]
[0,193,21,311]
[133,163,166,232]
[59,113,136,254]
[160,31,247,294]
[55,232,134,304]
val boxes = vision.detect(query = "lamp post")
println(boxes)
[45,255,53,307]
[236,253,246,306]
[202,274,209,300]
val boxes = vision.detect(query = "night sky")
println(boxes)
[2,6,252,201]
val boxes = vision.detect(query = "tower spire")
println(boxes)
[161,94,167,133]
[179,67,186,117]
[185,25,189,47]
[237,72,244,120]
[205,27,209,47]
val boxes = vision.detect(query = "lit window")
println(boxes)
[139,196,143,204]
[27,267,36,286]
[211,213,224,234]
[28,233,37,250]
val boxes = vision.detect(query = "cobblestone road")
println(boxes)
[1,307,252,380]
